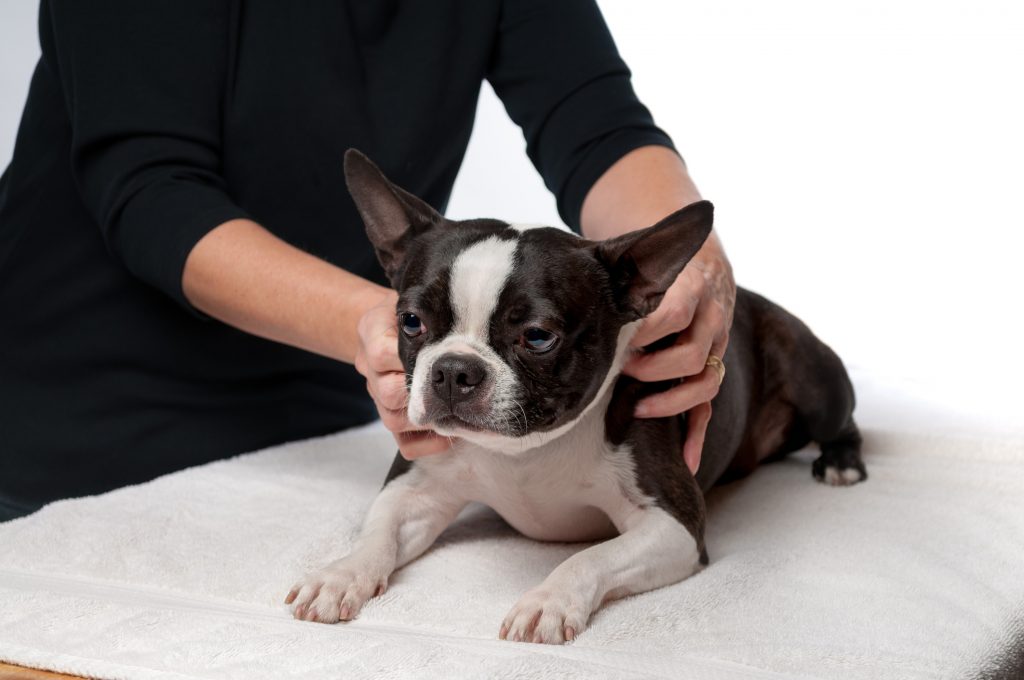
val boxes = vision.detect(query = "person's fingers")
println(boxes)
[630,310,685,351]
[682,401,712,474]
[357,304,403,373]
[624,305,720,381]
[373,371,409,411]
[634,367,720,419]
[377,403,411,433]
[630,274,703,348]
[396,430,453,459]
[623,337,703,382]
[371,387,454,459]
[365,329,403,373]
[356,296,450,459]
[363,375,407,432]
[709,326,730,364]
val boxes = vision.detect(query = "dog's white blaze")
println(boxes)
[449,236,517,339]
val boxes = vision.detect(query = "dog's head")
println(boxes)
[345,150,713,452]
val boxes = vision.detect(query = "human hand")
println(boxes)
[621,233,736,474]
[354,291,453,459]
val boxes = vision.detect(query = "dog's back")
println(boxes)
[712,287,863,488]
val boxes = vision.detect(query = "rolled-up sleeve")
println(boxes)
[45,0,250,310]
[486,0,676,231]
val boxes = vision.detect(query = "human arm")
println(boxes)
[184,220,457,455]
[182,219,388,364]
[184,217,455,456]
[183,224,453,458]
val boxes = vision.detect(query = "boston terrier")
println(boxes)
[285,150,866,644]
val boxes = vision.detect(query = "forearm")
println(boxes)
[182,218,391,364]
[580,145,726,257]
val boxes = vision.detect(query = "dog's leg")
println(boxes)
[755,292,867,486]
[793,341,866,486]
[810,414,865,485]
[500,505,701,644]
[287,470,465,623]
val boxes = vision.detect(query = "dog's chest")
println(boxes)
[419,411,649,543]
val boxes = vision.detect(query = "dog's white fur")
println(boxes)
[288,226,703,644]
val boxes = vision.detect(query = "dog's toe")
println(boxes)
[812,456,867,486]
[286,557,387,624]
[500,587,588,645]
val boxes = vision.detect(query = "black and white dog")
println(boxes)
[286,150,866,644]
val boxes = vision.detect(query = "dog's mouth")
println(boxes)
[417,391,534,439]
[430,414,485,433]
[425,410,532,439]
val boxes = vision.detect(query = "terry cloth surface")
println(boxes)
[1,368,1022,680]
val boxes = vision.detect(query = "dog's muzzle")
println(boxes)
[423,352,494,428]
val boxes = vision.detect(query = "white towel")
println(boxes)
[1,368,1022,680]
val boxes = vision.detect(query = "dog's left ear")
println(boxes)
[344,149,443,285]
[594,201,714,318]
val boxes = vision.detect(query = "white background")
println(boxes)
[2,1,1022,427]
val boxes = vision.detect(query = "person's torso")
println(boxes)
[0,0,503,509]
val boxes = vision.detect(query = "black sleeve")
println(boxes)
[486,0,677,231]
[44,0,250,311]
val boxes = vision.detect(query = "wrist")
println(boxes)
[185,218,398,365]
[351,282,396,319]
[329,280,395,365]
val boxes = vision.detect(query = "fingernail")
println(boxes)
[634,403,648,418]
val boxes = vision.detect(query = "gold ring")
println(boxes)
[706,354,725,385]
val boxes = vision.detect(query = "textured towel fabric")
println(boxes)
[1,368,1022,680]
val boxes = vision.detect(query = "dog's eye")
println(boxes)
[522,327,557,353]
[399,312,426,337]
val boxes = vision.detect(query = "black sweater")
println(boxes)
[0,0,674,518]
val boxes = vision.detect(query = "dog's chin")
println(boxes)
[427,417,560,455]
[412,401,576,454]
[417,409,507,437]
[420,412,530,451]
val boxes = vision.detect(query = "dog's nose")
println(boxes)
[431,353,487,406]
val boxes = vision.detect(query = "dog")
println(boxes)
[285,150,866,644]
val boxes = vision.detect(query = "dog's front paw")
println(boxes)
[285,557,388,624]
[499,586,591,644]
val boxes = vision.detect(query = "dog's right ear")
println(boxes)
[344,149,443,285]
[594,201,714,319]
